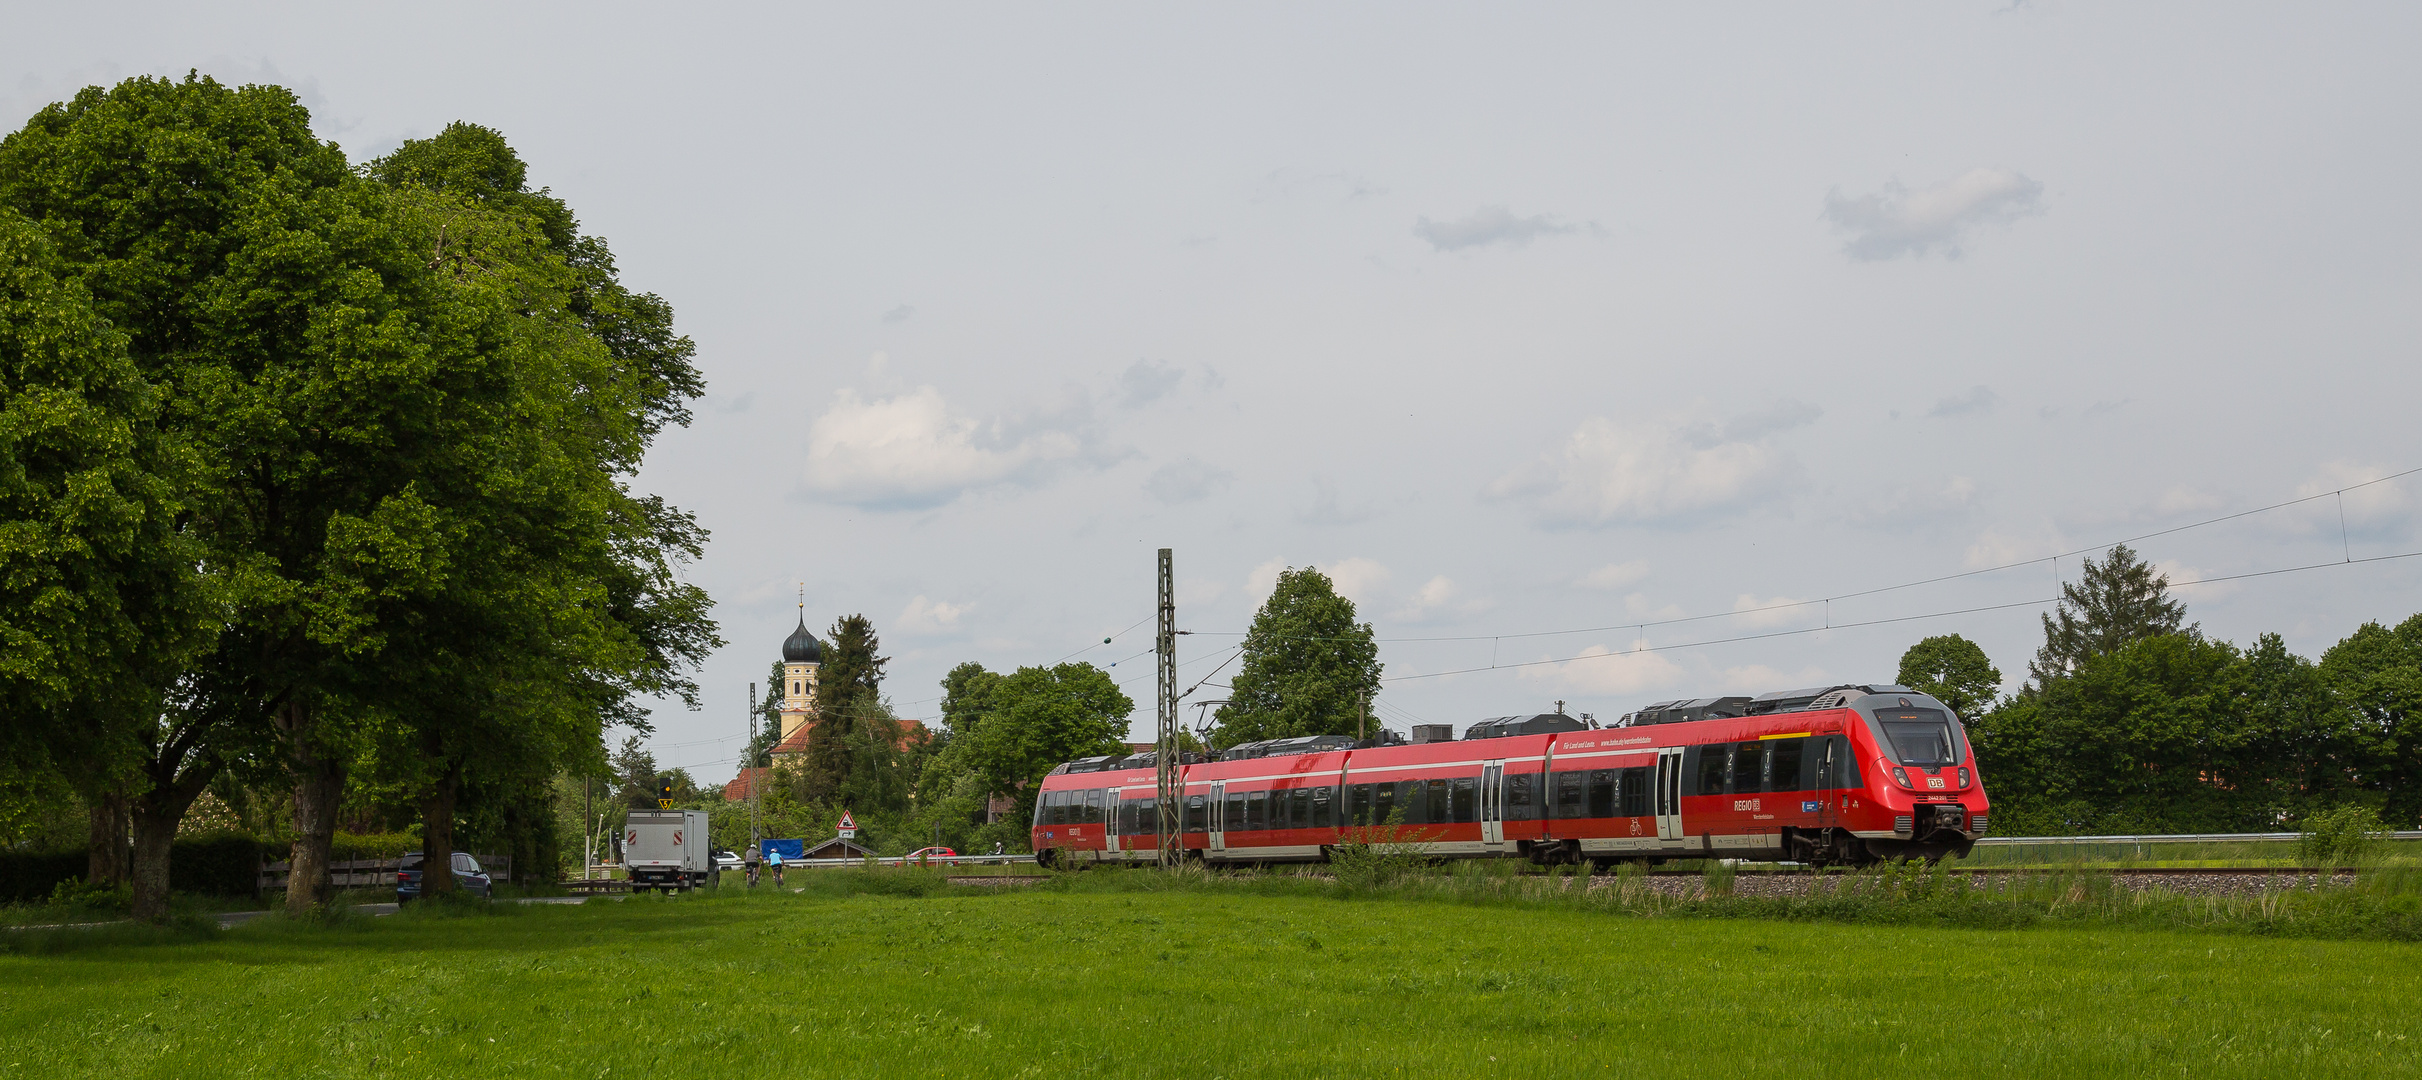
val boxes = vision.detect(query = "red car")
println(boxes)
[901,846,959,866]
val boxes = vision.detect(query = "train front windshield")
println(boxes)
[1876,708,1960,766]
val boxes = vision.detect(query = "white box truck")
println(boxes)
[623,809,716,892]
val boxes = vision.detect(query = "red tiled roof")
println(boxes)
[768,717,931,759]
[723,767,773,801]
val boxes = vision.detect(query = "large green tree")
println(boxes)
[0,209,212,888]
[802,614,888,800]
[954,662,1131,826]
[1209,567,1381,748]
[1895,634,2002,717]
[2318,614,2422,827]
[2028,543,2187,690]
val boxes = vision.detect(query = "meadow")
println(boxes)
[1,868,2418,1079]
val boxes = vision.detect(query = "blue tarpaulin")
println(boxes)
[760,839,805,860]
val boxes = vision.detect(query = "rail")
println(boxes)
[1976,831,2422,846]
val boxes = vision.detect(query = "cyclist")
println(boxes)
[745,847,761,888]
[768,846,785,887]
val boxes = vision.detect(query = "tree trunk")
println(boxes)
[129,800,178,921]
[284,735,346,915]
[270,698,345,913]
[419,752,463,896]
[86,791,129,886]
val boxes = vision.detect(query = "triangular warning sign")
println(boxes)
[836,810,857,831]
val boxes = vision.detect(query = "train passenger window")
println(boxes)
[1093,789,1112,824]
[1552,771,1583,818]
[1620,767,1651,817]
[1505,773,1535,820]
[1118,799,1136,834]
[1290,787,1312,829]
[1245,790,1268,831]
[1768,738,1806,793]
[1589,770,1616,818]
[1312,786,1334,828]
[1225,791,1245,831]
[1731,744,1762,795]
[1374,781,1396,826]
[1451,777,1477,823]
[1427,779,1452,824]
[1050,791,1070,826]
[1140,798,1159,835]
[1695,747,1729,796]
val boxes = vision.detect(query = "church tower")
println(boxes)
[779,606,823,741]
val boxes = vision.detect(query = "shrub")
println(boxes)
[2298,804,2387,868]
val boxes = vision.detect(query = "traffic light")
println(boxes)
[657,775,675,809]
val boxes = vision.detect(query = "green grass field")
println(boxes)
[1,878,2416,1079]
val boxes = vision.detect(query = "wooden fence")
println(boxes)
[258,854,512,892]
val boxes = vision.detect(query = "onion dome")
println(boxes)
[782,614,823,663]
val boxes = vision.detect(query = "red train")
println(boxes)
[1030,683,1988,868]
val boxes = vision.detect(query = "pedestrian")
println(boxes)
[769,846,784,887]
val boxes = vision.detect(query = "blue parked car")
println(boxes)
[395,852,493,902]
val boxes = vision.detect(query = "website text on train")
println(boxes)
[1030,683,1987,868]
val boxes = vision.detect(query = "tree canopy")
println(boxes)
[2028,543,2187,690]
[1209,567,1382,747]
[1896,634,2002,717]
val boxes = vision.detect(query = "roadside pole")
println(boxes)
[1155,547,1180,868]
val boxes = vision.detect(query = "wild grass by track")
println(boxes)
[0,869,2418,1079]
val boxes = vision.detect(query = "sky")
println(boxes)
[10,3,2420,784]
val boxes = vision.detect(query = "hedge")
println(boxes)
[0,837,269,903]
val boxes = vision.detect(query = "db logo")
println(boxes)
[1926,777,1946,789]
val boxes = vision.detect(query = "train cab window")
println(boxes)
[1312,786,1335,828]
[1451,777,1477,823]
[1620,766,1651,817]
[1047,791,1068,826]
[1245,790,1268,831]
[1730,743,1762,795]
[1768,737,1807,793]
[1877,708,1959,767]
[1694,747,1729,796]
[1589,770,1616,818]
[1505,772,1535,820]
[1811,735,1864,789]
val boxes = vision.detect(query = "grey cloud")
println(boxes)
[1824,168,2044,260]
[1117,359,1185,408]
[882,304,915,323]
[1297,477,1382,525]
[1144,457,1233,504]
[1414,206,1578,252]
[1927,386,1999,418]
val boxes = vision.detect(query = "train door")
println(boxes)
[1103,787,1121,856]
[1654,746,1685,841]
[1480,761,1506,847]
[1815,737,1838,832]
[1208,781,1227,854]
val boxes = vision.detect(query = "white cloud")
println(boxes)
[2301,461,2414,534]
[1413,205,1579,252]
[800,385,1099,509]
[1394,575,1488,622]
[1484,415,1803,527]
[1144,457,1232,504]
[2154,486,2226,515]
[1322,557,1392,606]
[1625,593,1685,621]
[1848,475,1979,528]
[1579,561,1650,590]
[1964,526,2066,570]
[1519,642,1689,697]
[1245,558,1288,603]
[1927,386,1999,418]
[2153,561,2240,602]
[1824,168,2044,260]
[1713,663,1834,695]
[896,595,972,633]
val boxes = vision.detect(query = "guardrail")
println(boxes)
[773,854,1039,869]
[1977,831,2422,846]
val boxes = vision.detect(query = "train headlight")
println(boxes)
[1958,767,1971,788]
[1891,767,1911,788]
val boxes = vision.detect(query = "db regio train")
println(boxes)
[1031,683,1988,868]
